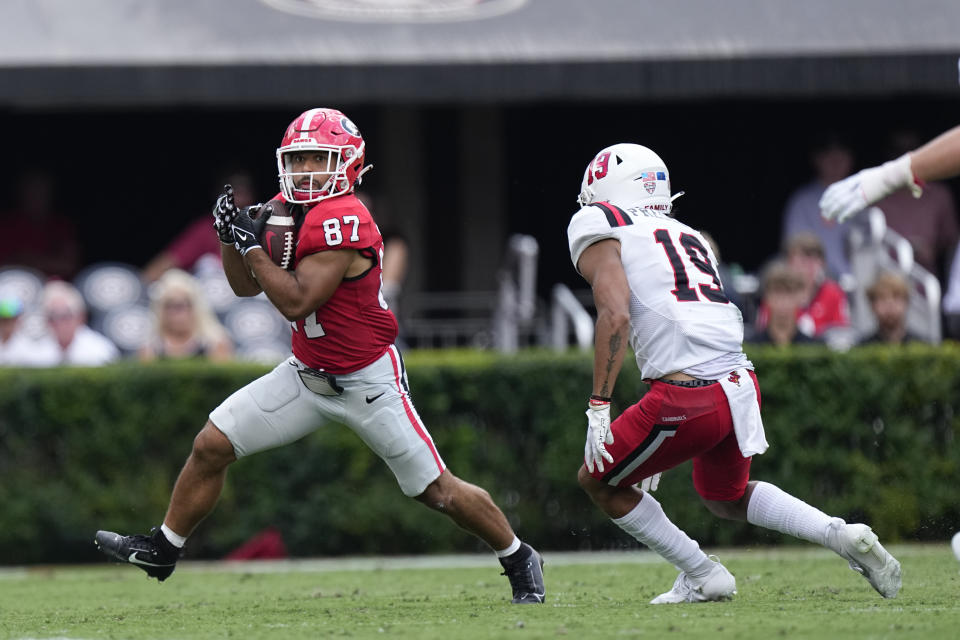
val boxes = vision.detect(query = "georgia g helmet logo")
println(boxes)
[339,116,360,136]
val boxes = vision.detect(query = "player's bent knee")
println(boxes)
[415,476,452,510]
[700,481,753,521]
[416,484,453,512]
[191,422,237,470]
[415,471,476,514]
[701,496,746,521]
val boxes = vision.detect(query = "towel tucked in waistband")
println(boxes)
[717,368,769,458]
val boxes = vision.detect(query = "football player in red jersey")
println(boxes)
[95,108,544,604]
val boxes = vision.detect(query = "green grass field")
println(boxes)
[1,544,957,640]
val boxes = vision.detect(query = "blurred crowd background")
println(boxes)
[1,0,959,365]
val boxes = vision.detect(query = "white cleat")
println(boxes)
[650,556,736,604]
[832,523,901,598]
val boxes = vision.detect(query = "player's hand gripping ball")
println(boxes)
[212,184,239,243]
[260,199,298,270]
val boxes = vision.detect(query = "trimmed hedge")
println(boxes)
[1,344,958,565]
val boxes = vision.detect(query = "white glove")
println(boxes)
[584,398,615,473]
[638,473,661,492]
[819,153,922,223]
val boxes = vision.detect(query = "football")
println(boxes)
[260,199,298,270]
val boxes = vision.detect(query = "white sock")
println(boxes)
[612,494,713,578]
[746,481,844,551]
[496,536,522,558]
[161,523,187,548]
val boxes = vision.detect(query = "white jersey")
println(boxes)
[568,201,751,380]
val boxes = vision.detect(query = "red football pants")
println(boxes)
[591,372,760,501]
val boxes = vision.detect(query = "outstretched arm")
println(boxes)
[820,124,960,223]
[911,124,960,182]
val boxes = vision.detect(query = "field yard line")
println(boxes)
[185,549,669,573]
[0,551,662,578]
[0,542,929,578]
[179,544,922,573]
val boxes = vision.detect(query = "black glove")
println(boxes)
[212,184,238,244]
[231,204,270,256]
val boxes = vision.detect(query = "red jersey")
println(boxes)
[289,193,399,374]
[756,278,849,337]
[168,216,222,270]
[796,279,849,336]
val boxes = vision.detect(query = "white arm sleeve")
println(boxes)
[567,206,619,273]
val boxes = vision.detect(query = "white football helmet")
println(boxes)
[577,143,676,214]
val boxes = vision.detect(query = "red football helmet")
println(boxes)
[276,108,371,204]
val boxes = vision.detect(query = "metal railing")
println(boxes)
[492,234,539,352]
[550,283,594,350]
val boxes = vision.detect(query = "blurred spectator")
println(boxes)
[699,230,745,312]
[859,271,924,345]
[32,281,120,366]
[781,134,855,282]
[756,233,850,337]
[0,296,48,366]
[873,130,960,281]
[142,172,256,282]
[381,230,409,315]
[381,229,411,350]
[746,261,821,346]
[0,169,82,279]
[941,250,960,338]
[786,232,850,336]
[356,191,408,310]
[820,123,960,223]
[356,190,411,348]
[139,269,233,362]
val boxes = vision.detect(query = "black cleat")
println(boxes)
[94,527,179,582]
[500,543,545,604]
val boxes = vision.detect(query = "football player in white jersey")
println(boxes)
[568,143,902,603]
